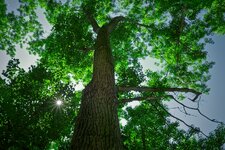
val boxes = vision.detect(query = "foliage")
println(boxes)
[0,0,43,56]
[121,102,225,149]
[0,59,80,149]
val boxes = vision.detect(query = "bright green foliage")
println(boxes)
[204,0,225,34]
[1,0,225,149]
[0,0,43,56]
[27,0,221,93]
[8,0,222,91]
[117,60,144,87]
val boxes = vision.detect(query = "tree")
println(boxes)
[1,0,225,149]
[121,103,225,150]
[0,59,79,149]
[1,61,224,149]
[1,61,224,150]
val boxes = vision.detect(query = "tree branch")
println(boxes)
[152,101,208,137]
[119,96,158,104]
[106,16,125,33]
[83,10,100,33]
[125,18,156,30]
[79,46,94,53]
[120,93,222,124]
[118,86,201,101]
[168,95,223,124]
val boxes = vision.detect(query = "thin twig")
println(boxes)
[168,95,223,124]
[153,101,208,137]
[151,102,196,140]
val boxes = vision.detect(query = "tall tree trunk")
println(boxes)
[71,26,123,149]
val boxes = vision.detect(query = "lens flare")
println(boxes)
[56,100,63,106]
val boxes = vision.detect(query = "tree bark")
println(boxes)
[71,26,123,149]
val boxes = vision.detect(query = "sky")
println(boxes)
[166,35,225,134]
[1,0,225,136]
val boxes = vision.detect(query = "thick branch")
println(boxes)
[106,16,125,33]
[118,86,201,101]
[84,10,100,33]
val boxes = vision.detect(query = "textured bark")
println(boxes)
[71,26,122,149]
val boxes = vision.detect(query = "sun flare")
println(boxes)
[56,100,63,106]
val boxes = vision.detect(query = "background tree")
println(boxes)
[1,0,225,149]
[121,103,225,150]
[0,59,80,149]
